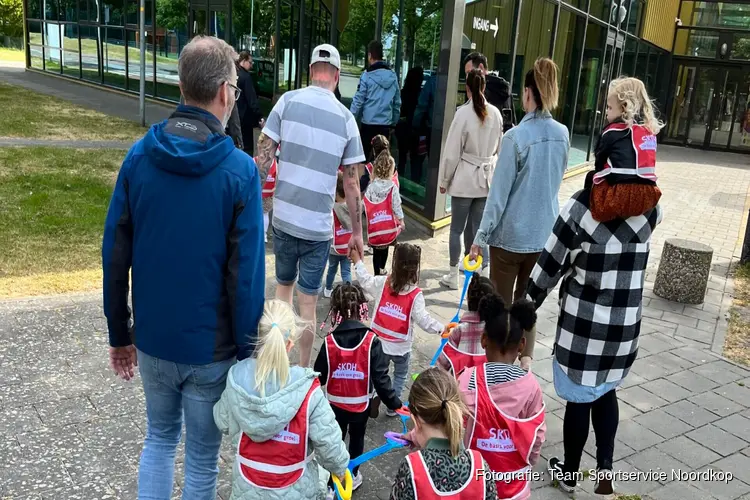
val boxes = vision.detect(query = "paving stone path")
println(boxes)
[1,146,750,500]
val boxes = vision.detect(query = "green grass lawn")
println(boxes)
[0,81,145,140]
[0,147,124,278]
[0,47,25,62]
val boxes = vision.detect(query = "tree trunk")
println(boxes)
[404,24,415,68]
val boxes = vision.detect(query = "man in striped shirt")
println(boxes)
[256,44,366,366]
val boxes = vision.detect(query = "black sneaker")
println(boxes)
[548,457,576,493]
[369,396,381,419]
[594,468,615,495]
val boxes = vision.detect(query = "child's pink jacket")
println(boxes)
[458,367,546,468]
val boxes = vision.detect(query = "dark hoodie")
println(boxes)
[485,74,514,131]
[103,105,266,364]
[314,319,402,415]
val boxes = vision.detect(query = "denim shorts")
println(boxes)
[273,226,331,295]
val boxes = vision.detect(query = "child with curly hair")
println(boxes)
[587,77,664,221]
[314,282,407,497]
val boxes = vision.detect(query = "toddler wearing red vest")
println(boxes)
[214,299,350,500]
[390,367,498,499]
[314,282,408,497]
[325,172,354,298]
[438,275,495,376]
[458,293,545,500]
[587,77,663,222]
[351,243,445,415]
[256,146,278,243]
[363,135,406,276]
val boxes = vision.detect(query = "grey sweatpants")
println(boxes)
[449,196,488,267]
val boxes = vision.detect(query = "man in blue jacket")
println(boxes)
[102,35,265,499]
[350,40,401,161]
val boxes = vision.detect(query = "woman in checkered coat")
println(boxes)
[525,185,662,496]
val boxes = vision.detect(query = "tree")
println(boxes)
[0,0,23,39]
[734,38,750,60]
[156,0,188,31]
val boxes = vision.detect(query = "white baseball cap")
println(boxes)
[310,44,341,70]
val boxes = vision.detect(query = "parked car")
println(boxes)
[251,59,275,98]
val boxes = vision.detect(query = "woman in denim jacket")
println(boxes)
[469,57,570,372]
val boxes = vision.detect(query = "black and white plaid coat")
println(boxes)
[526,189,662,387]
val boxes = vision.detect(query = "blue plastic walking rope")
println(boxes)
[428,254,483,367]
[333,410,411,500]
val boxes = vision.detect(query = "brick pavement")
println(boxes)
[1,146,750,499]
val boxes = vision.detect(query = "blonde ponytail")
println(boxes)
[533,58,559,111]
[609,77,664,135]
[255,299,299,397]
[408,367,468,458]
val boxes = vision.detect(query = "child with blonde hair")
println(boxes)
[389,368,498,499]
[214,299,349,500]
[364,135,405,276]
[587,77,664,221]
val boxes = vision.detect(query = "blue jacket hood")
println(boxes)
[143,105,236,177]
[367,65,399,91]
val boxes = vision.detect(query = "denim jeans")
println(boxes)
[137,349,234,500]
[385,352,411,399]
[325,254,352,291]
[273,226,331,295]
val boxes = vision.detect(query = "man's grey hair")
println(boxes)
[179,36,238,105]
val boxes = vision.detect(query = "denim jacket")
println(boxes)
[474,110,570,253]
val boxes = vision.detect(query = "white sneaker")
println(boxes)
[325,487,335,500]
[458,259,465,271]
[439,266,459,290]
[352,471,364,491]
[364,245,373,255]
[323,288,333,298]
[385,408,397,417]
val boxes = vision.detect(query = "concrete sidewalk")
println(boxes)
[1,146,750,500]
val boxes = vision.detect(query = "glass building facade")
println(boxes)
[21,0,750,225]
[665,1,750,152]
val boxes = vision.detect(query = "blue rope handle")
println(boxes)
[428,265,477,367]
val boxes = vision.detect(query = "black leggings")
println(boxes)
[563,389,619,473]
[330,407,368,477]
[373,247,390,276]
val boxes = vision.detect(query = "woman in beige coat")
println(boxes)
[439,69,503,289]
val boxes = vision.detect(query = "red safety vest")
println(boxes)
[261,159,277,199]
[406,449,486,499]
[324,332,374,413]
[364,187,400,247]
[365,162,400,187]
[593,123,657,184]
[332,210,352,256]
[441,342,487,378]
[371,282,419,344]
[236,379,320,490]
[467,365,545,499]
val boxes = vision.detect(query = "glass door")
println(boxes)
[729,69,750,152]
[190,9,208,37]
[687,66,720,147]
[666,63,697,144]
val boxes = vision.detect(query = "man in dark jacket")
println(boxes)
[237,51,263,155]
[464,51,514,132]
[103,35,265,498]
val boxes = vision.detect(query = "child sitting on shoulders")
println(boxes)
[350,243,444,416]
[390,367,498,500]
[458,293,545,500]
[324,172,353,298]
[364,135,405,276]
[587,77,664,222]
[314,282,408,498]
[214,299,349,500]
[437,275,495,376]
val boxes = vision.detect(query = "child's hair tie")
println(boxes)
[441,399,448,411]
[271,322,291,340]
